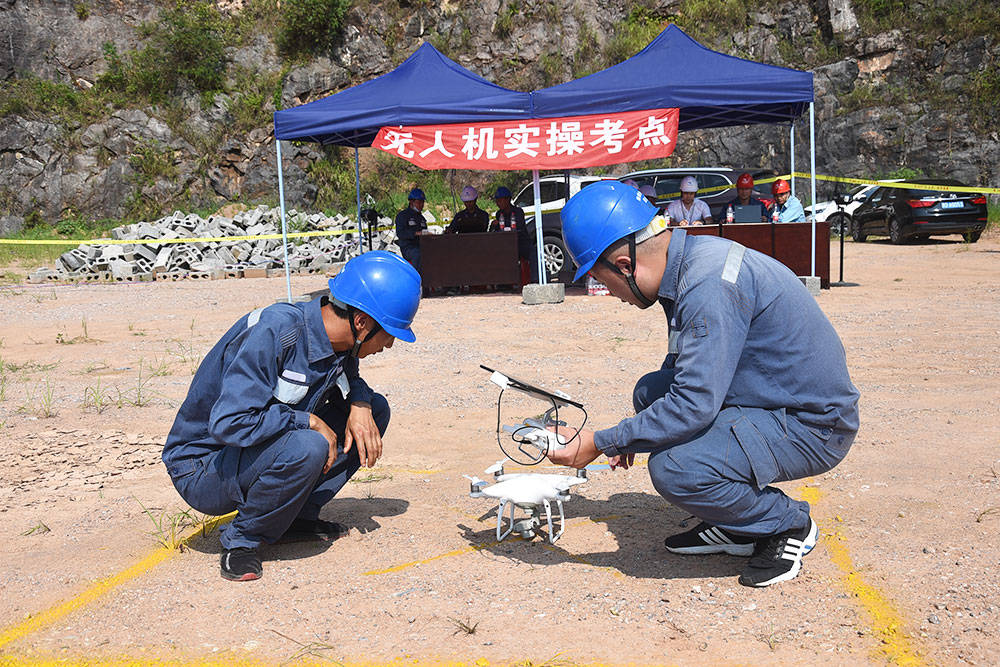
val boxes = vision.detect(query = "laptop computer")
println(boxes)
[733,204,763,223]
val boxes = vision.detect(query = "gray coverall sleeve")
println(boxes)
[593,274,754,456]
[207,322,311,448]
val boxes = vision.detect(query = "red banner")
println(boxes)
[373,108,679,170]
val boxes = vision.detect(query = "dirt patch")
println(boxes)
[1,234,998,665]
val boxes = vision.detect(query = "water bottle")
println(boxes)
[726,204,734,224]
[771,206,780,223]
[664,209,671,226]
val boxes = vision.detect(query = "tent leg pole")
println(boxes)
[354,147,363,253]
[789,121,795,199]
[810,102,817,278]
[532,169,545,285]
[276,139,293,304]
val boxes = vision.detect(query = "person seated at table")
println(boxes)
[665,176,713,227]
[446,186,490,234]
[394,188,428,270]
[769,179,806,223]
[728,172,768,223]
[489,186,537,283]
[639,184,663,213]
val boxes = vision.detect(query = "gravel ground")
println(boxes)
[0,233,998,665]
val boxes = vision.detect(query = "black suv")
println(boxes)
[851,179,988,244]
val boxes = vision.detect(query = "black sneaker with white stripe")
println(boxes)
[738,518,818,587]
[220,547,262,582]
[663,521,755,557]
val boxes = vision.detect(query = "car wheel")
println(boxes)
[543,235,568,282]
[828,213,849,237]
[963,231,982,243]
[889,216,906,245]
[851,219,867,243]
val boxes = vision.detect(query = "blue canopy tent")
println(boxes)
[530,24,818,276]
[273,26,817,298]
[272,43,531,300]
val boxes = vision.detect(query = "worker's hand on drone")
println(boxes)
[345,401,382,468]
[545,426,600,468]
[607,452,636,471]
[309,413,339,474]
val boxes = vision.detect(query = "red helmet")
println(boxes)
[736,173,754,189]
[771,179,790,195]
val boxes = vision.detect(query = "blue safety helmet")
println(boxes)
[408,188,425,201]
[328,251,421,343]
[560,180,659,282]
[494,186,512,199]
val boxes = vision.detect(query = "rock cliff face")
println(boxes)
[0,0,996,230]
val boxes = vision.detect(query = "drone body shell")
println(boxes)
[480,473,584,506]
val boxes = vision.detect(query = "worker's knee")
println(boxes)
[632,369,675,413]
[370,392,390,436]
[648,448,706,504]
[282,429,330,474]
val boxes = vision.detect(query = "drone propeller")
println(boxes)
[484,460,506,476]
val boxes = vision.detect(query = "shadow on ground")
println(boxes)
[457,491,747,581]
[184,496,409,560]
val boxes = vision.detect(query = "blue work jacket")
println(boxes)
[771,195,806,223]
[394,207,427,248]
[594,229,859,457]
[162,297,372,480]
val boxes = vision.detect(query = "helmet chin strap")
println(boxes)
[332,297,381,359]
[348,311,382,358]
[599,233,656,308]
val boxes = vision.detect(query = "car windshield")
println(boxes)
[847,185,868,197]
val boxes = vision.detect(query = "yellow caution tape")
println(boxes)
[660,173,999,199]
[3,172,995,249]
[789,171,1000,194]
[0,227,383,247]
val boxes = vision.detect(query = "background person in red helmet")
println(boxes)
[769,178,806,223]
[665,175,713,226]
[731,172,768,223]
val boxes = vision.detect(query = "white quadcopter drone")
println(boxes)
[464,367,590,544]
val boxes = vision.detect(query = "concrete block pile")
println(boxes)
[28,206,399,284]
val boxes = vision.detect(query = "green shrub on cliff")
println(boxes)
[98,1,227,103]
[276,0,351,57]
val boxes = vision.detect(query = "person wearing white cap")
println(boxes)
[446,185,490,234]
[665,176,713,227]
[638,184,660,210]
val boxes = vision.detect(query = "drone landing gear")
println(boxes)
[496,497,567,544]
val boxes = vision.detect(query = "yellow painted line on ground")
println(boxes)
[825,531,924,665]
[364,515,625,577]
[0,512,235,650]
[362,541,501,575]
[795,484,924,666]
[0,658,653,667]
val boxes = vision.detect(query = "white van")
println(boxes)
[512,175,609,213]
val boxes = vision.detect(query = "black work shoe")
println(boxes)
[274,518,347,544]
[220,547,262,581]
[738,518,818,588]
[664,522,755,556]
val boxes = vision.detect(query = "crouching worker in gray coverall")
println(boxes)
[162,251,421,581]
[549,181,859,588]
